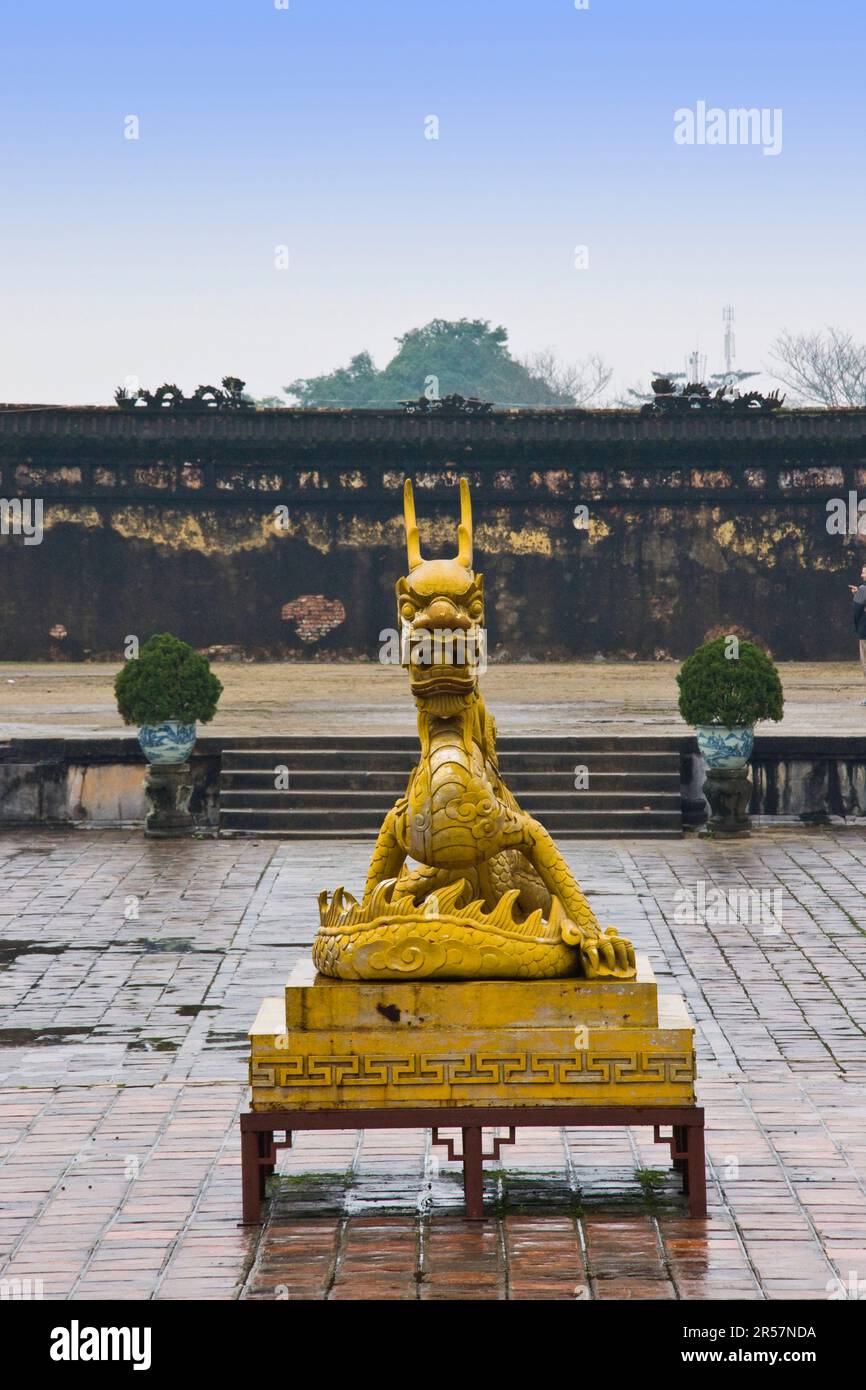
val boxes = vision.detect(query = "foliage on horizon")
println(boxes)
[283,319,606,409]
[676,637,784,728]
[114,634,223,726]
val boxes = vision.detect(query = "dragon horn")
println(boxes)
[456,477,473,568]
[403,478,422,570]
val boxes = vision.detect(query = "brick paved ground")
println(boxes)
[1,828,866,1300]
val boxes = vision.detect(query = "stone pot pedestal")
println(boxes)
[702,765,752,838]
[144,763,193,838]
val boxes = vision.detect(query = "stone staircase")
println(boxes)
[218,736,683,839]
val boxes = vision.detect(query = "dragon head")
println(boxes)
[397,477,485,709]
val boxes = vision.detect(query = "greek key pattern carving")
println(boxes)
[251,1050,695,1088]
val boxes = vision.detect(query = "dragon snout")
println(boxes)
[413,599,471,631]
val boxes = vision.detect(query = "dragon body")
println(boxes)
[312,478,636,982]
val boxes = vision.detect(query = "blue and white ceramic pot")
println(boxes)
[138,721,197,765]
[695,724,754,770]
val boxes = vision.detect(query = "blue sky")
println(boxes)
[1,0,863,403]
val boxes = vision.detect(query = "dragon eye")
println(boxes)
[468,600,483,620]
[400,603,415,622]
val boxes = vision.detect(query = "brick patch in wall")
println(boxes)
[281,595,346,643]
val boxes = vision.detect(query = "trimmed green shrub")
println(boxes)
[676,637,783,728]
[114,634,223,725]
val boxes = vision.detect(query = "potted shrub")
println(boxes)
[676,636,783,767]
[115,633,223,765]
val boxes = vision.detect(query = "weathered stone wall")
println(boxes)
[2,405,865,660]
[2,735,863,831]
[0,736,220,828]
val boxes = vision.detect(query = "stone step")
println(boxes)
[219,768,682,792]
[220,749,680,773]
[215,734,685,752]
[219,788,682,811]
[217,738,683,839]
[219,827,683,840]
[218,807,683,833]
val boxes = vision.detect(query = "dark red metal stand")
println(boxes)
[239,1105,707,1223]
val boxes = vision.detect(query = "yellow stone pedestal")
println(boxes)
[249,954,696,1111]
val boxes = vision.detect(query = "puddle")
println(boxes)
[0,941,41,970]
[129,937,196,954]
[204,1029,248,1049]
[265,1168,683,1217]
[0,1026,93,1046]
[0,941,63,969]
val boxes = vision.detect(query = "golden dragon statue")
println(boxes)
[312,477,636,983]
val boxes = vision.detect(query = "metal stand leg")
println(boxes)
[258,1130,275,1198]
[672,1125,687,1176]
[687,1121,707,1218]
[241,1127,263,1224]
[462,1126,484,1219]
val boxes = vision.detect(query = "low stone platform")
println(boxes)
[246,953,700,1220]
[249,957,695,1109]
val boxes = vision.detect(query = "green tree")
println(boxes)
[114,634,223,726]
[676,638,784,728]
[284,319,608,408]
[286,351,380,408]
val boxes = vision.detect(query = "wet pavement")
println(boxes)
[1,828,866,1300]
[2,660,866,737]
